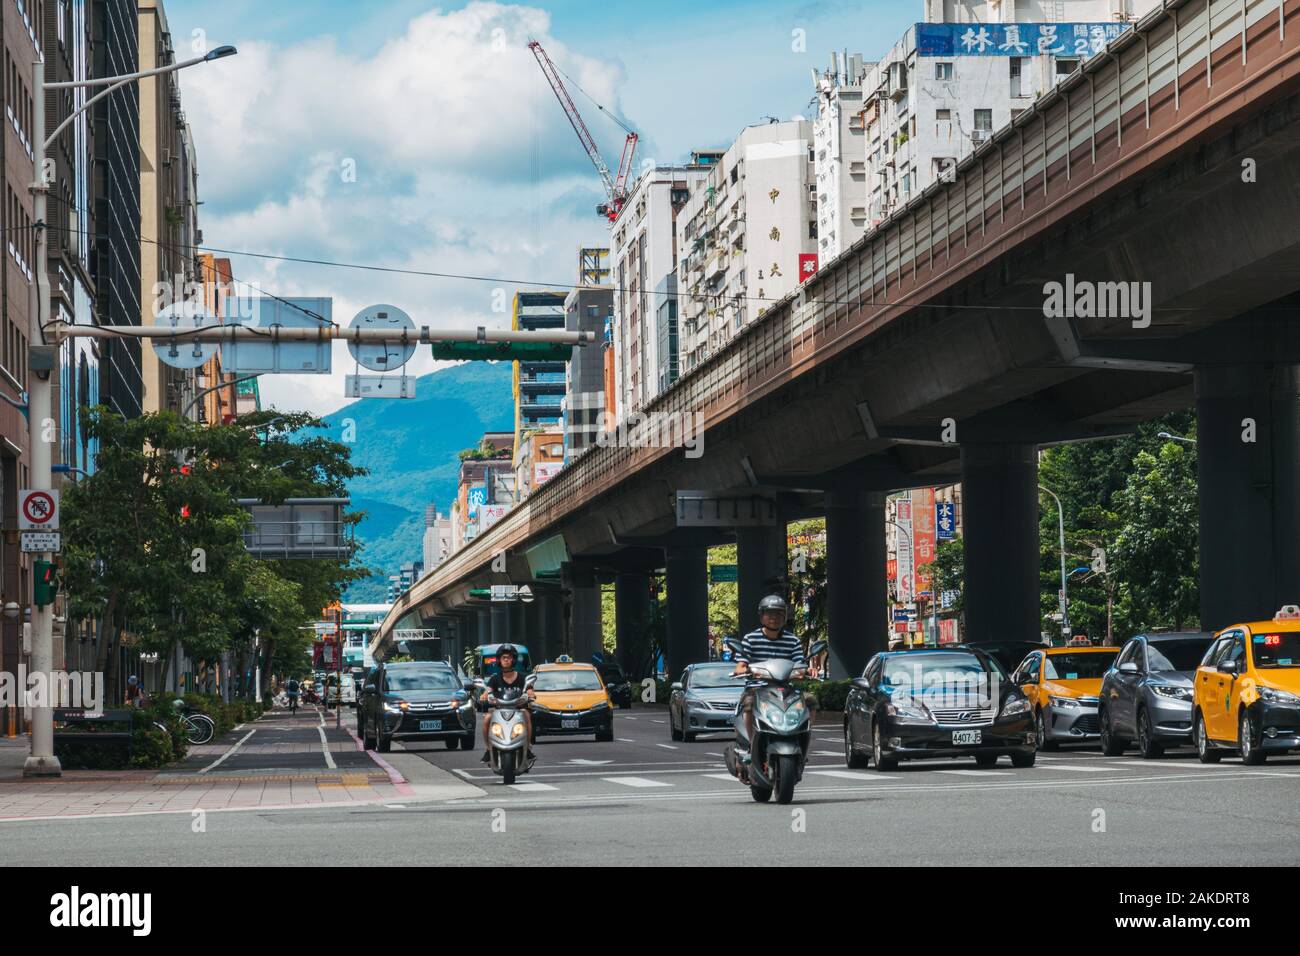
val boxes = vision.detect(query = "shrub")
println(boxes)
[128,726,176,768]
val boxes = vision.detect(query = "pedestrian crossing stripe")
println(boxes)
[602,776,672,787]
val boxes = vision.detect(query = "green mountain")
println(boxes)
[318,362,514,602]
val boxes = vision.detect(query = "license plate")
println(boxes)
[561,718,580,730]
[419,720,442,731]
[952,729,981,745]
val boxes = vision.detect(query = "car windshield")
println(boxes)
[882,653,998,708]
[1147,639,1213,672]
[690,666,745,689]
[1251,632,1300,668]
[533,670,603,692]
[385,670,460,692]
[598,666,626,682]
[1042,651,1117,680]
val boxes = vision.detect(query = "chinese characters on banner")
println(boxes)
[798,253,819,283]
[914,22,1130,58]
[895,498,914,604]
[911,489,936,599]
[936,500,956,541]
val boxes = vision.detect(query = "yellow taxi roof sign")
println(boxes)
[1275,605,1300,620]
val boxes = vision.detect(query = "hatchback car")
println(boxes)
[358,662,476,752]
[528,658,614,741]
[844,648,1036,770]
[1193,607,1300,765]
[1012,646,1119,749]
[668,662,746,741]
[1099,631,1214,757]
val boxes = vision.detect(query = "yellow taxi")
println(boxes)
[1193,606,1300,765]
[1011,645,1119,750]
[527,657,615,742]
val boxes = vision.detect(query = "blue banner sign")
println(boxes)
[936,501,956,542]
[915,22,1130,58]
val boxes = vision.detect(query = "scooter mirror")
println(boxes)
[723,637,743,656]
[807,640,828,658]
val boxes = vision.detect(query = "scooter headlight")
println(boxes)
[757,698,808,732]
[510,723,526,738]
[491,723,505,739]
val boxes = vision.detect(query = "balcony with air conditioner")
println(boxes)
[971,129,992,144]
[887,63,908,102]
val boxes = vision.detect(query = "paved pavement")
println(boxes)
[0,705,473,823]
[2,704,1297,865]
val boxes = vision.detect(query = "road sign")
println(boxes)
[345,374,415,398]
[21,532,60,553]
[491,584,518,602]
[348,305,416,371]
[19,489,59,531]
[151,302,220,369]
[221,297,333,374]
[431,341,574,362]
[709,563,738,583]
[517,585,534,603]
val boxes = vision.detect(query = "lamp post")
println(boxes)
[24,44,238,777]
[1039,485,1069,643]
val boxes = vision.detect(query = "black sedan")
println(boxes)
[358,662,476,752]
[844,648,1036,770]
[596,662,634,708]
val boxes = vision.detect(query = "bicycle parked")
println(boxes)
[153,699,216,745]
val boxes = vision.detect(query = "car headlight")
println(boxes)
[510,723,525,738]
[1001,696,1031,717]
[1050,696,1080,708]
[491,724,505,739]
[383,701,406,714]
[591,700,610,711]
[884,697,932,722]
[457,698,474,710]
[1259,687,1300,706]
[1150,684,1193,701]
[684,693,704,706]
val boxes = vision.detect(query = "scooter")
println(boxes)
[481,690,536,785]
[723,638,828,804]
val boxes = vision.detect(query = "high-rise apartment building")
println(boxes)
[422,507,453,571]
[811,53,873,263]
[609,154,719,417]
[91,0,141,418]
[563,250,612,456]
[676,121,817,372]
[511,290,566,455]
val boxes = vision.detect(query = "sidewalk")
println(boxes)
[0,705,477,822]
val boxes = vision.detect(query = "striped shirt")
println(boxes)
[738,628,805,665]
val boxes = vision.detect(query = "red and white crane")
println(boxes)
[528,39,638,223]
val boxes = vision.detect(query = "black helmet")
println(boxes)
[497,644,518,660]
[758,595,788,616]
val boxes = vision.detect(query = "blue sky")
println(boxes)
[162,0,919,414]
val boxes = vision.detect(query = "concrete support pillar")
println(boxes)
[665,546,708,678]
[1196,365,1300,630]
[736,524,788,639]
[961,443,1040,643]
[475,609,491,650]
[570,566,603,663]
[490,605,509,644]
[509,600,527,649]
[614,572,653,676]
[536,591,563,663]
[825,490,887,680]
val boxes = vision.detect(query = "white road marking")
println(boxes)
[603,776,673,788]
[650,719,665,724]
[509,783,559,792]
[705,752,723,756]
[703,773,741,782]
[317,724,337,770]
[656,744,677,750]
[935,769,1012,776]
[1048,763,1135,772]
[813,750,841,757]
[199,729,256,774]
[622,716,638,720]
[805,770,886,781]
[617,738,636,743]
[384,804,407,809]
[566,758,614,765]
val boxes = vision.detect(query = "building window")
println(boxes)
[1056,58,1079,77]
[973,109,993,132]
[936,108,951,121]
[935,62,953,81]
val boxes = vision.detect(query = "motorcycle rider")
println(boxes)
[731,595,815,762]
[285,677,300,714]
[479,644,534,764]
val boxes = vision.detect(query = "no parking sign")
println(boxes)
[19,489,59,531]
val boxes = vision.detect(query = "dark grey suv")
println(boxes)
[358,662,476,752]
[1099,632,1215,758]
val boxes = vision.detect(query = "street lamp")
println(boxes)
[24,45,239,777]
[1157,431,1198,445]
[1038,485,1069,641]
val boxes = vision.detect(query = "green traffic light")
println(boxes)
[430,341,573,362]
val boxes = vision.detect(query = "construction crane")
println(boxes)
[528,39,638,223]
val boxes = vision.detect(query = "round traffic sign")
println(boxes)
[151,302,220,370]
[23,491,55,525]
[348,305,416,372]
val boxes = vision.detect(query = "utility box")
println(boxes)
[238,498,353,559]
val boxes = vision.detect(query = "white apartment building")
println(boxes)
[812,52,875,263]
[814,1,1159,249]
[422,507,452,572]
[676,120,818,373]
[610,156,720,418]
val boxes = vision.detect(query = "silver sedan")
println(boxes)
[668,663,747,741]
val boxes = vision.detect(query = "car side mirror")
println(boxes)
[1218,660,1240,675]
[1118,662,1139,675]
[670,682,683,692]
[462,680,475,691]
[1014,674,1033,685]
[851,677,871,692]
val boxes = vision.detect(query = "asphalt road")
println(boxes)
[3,705,1298,866]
